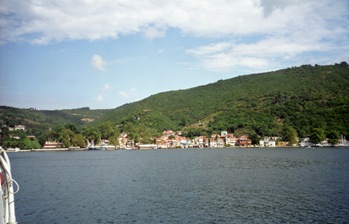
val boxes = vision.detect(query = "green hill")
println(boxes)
[1,62,349,147]
[96,63,349,139]
[0,107,111,133]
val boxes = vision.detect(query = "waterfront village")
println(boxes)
[41,130,259,150]
[4,125,348,152]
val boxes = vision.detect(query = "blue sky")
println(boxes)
[1,0,348,110]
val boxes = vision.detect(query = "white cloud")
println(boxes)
[1,0,348,72]
[185,0,349,72]
[103,83,111,91]
[95,84,111,102]
[1,0,347,44]
[118,91,128,98]
[187,42,232,56]
[96,94,104,101]
[144,27,166,39]
[91,54,106,71]
[118,88,138,98]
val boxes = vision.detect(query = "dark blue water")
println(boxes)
[9,148,349,223]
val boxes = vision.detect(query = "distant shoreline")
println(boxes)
[5,145,349,152]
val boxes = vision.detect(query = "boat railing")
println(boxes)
[0,147,18,224]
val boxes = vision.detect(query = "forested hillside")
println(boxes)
[0,107,110,142]
[0,107,110,129]
[96,63,349,140]
[1,62,348,148]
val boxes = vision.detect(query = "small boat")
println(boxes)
[0,147,19,224]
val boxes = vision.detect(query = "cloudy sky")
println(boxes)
[0,0,348,110]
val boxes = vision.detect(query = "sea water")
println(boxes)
[9,148,349,223]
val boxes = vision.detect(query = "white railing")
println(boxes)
[0,147,18,224]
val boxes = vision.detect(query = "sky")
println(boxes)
[0,0,348,110]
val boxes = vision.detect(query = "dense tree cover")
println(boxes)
[310,128,326,144]
[97,63,349,144]
[0,106,111,133]
[282,126,298,145]
[0,122,120,149]
[0,107,112,148]
[1,63,348,147]
[0,127,41,149]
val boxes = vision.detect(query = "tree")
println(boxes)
[71,134,86,148]
[108,133,120,147]
[327,130,340,145]
[37,131,49,146]
[339,61,348,68]
[283,126,298,146]
[98,122,117,139]
[23,138,41,149]
[82,127,101,145]
[310,128,326,144]
[64,124,78,133]
[248,132,260,145]
[62,128,74,147]
[128,132,139,144]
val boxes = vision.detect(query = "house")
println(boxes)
[237,135,252,147]
[8,125,26,131]
[259,139,264,147]
[155,137,167,148]
[15,125,26,131]
[209,134,225,147]
[162,130,175,137]
[176,136,191,148]
[176,130,183,136]
[221,131,228,137]
[194,136,208,148]
[9,135,20,140]
[260,137,277,147]
[225,134,237,146]
[43,141,63,149]
[216,136,225,147]
[277,141,288,147]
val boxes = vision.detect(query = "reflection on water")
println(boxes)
[10,148,349,223]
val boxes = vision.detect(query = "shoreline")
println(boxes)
[5,145,349,152]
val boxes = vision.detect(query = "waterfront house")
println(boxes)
[209,134,225,147]
[194,136,208,148]
[176,135,191,148]
[260,137,277,147]
[155,137,169,149]
[277,141,288,147]
[43,141,63,149]
[225,134,237,146]
[237,135,252,147]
